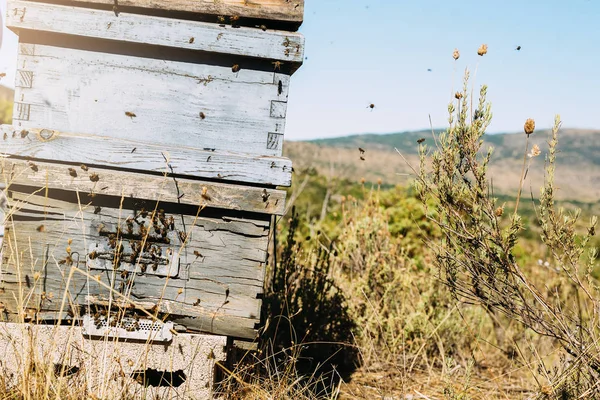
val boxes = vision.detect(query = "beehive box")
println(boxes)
[1,0,304,341]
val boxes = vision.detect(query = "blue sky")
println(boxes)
[1,0,599,140]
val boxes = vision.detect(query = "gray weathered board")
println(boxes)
[5,0,303,180]
[0,159,281,339]
[13,0,305,26]
[1,125,293,187]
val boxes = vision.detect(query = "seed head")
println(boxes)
[524,118,535,135]
[360,177,366,185]
[453,48,460,60]
[454,92,463,100]
[477,44,488,56]
[377,178,382,185]
[495,207,504,217]
[528,144,541,158]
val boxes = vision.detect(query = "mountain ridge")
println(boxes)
[284,128,600,202]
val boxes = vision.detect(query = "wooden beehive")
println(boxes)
[0,0,304,341]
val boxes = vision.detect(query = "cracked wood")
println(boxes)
[0,182,270,339]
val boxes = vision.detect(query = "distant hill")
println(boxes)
[284,129,600,202]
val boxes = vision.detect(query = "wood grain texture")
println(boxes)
[1,186,271,339]
[6,0,304,63]
[8,43,292,159]
[1,125,293,187]
[32,0,305,25]
[1,159,287,215]
[2,126,293,190]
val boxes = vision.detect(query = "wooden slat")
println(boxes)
[1,188,270,339]
[1,125,293,187]
[7,42,292,159]
[7,0,305,63]
[0,159,286,215]
[36,0,305,25]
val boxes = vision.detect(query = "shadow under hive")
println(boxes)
[0,0,305,343]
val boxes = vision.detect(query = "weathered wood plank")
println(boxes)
[1,125,293,187]
[7,0,305,63]
[1,159,286,215]
[30,0,305,25]
[7,43,292,159]
[1,187,270,339]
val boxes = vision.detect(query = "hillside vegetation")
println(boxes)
[285,128,600,201]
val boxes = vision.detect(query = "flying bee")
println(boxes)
[217,15,226,24]
[368,103,375,110]
[358,147,365,154]
[189,37,195,44]
[193,298,201,306]
[125,111,136,119]
[28,162,38,172]
[232,64,240,73]
[178,231,187,242]
[68,167,77,177]
[3,132,7,140]
[278,80,283,95]
[89,173,100,182]
[515,45,521,51]
[81,164,89,171]
[131,147,136,153]
[360,156,365,161]
[193,250,202,259]
[259,24,267,31]
[89,250,98,260]
[36,225,45,232]
[20,130,29,138]
[94,206,101,214]
[262,189,270,202]
[199,112,206,120]
[272,61,283,71]
[229,15,240,27]
[417,138,426,144]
